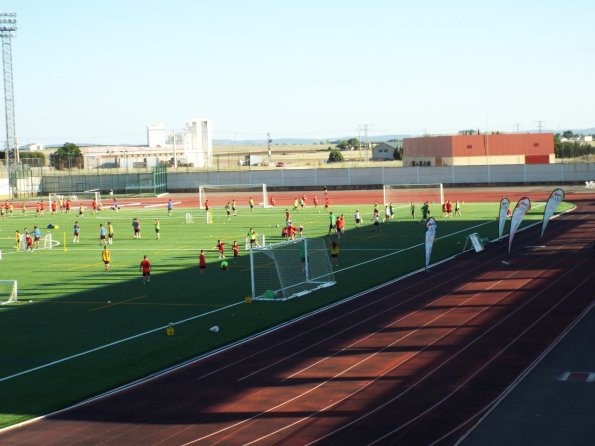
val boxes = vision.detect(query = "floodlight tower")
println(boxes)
[1,12,18,166]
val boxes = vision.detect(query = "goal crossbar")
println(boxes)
[199,184,269,209]
[383,183,444,205]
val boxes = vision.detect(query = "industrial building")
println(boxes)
[79,119,213,169]
[403,133,555,167]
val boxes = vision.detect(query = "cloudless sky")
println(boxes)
[1,0,594,145]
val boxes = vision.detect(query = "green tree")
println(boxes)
[336,140,349,151]
[328,149,344,163]
[50,142,84,170]
[19,151,47,167]
[346,138,360,149]
[562,130,574,139]
[393,147,402,160]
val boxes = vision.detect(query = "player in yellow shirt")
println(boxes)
[102,246,111,272]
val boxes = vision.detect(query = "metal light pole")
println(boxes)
[1,12,18,166]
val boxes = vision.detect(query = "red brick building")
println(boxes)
[403,133,554,166]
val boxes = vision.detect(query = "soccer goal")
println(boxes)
[185,212,194,224]
[244,234,266,250]
[0,280,18,305]
[250,238,335,302]
[198,184,269,209]
[50,191,102,208]
[383,183,444,205]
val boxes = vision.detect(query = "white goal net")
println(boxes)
[250,238,335,302]
[0,280,18,305]
[49,191,102,210]
[383,183,444,205]
[199,184,269,209]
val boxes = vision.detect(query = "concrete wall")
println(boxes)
[36,163,595,194]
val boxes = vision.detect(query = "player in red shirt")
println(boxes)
[204,199,209,212]
[269,196,275,208]
[66,199,71,213]
[215,240,225,259]
[232,241,239,261]
[199,249,207,276]
[26,235,34,252]
[51,200,57,214]
[336,214,345,237]
[446,200,453,218]
[313,196,319,208]
[324,197,330,213]
[140,255,151,284]
[287,224,298,240]
[39,201,45,214]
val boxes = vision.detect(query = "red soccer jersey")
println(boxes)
[140,259,151,273]
[51,202,57,211]
[199,253,207,267]
[205,200,209,211]
[233,243,239,255]
[217,242,225,253]
[324,198,329,207]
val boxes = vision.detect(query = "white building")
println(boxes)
[182,119,212,168]
[147,122,166,148]
[21,143,44,151]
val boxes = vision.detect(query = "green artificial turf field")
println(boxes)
[0,199,574,428]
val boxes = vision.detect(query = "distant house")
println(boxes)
[22,143,44,152]
[372,142,401,160]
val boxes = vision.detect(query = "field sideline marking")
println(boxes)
[88,294,147,312]
[143,201,182,208]
[0,301,244,383]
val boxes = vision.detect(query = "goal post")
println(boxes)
[44,233,53,249]
[198,184,269,209]
[383,183,444,205]
[244,234,265,250]
[0,280,18,305]
[250,237,335,302]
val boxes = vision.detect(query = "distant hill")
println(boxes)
[213,135,411,146]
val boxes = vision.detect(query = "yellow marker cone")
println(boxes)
[166,323,175,336]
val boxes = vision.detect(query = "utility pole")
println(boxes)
[267,132,272,166]
[358,124,369,162]
[536,120,545,133]
[1,12,18,166]
[171,130,177,168]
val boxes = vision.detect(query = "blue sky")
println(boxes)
[1,0,594,145]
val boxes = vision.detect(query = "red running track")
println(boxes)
[102,187,586,209]
[2,195,594,445]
